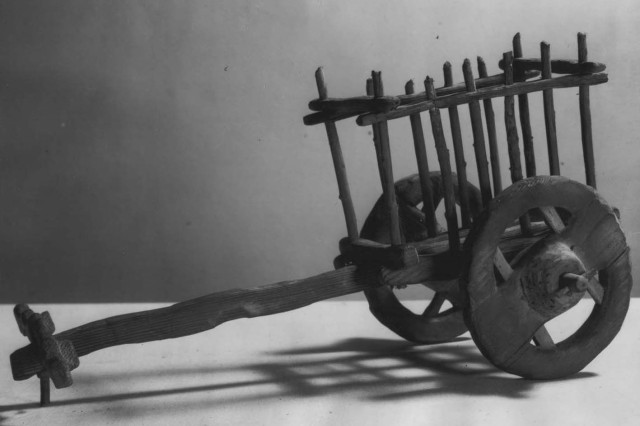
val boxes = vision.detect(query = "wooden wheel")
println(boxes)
[361,172,482,343]
[463,176,632,379]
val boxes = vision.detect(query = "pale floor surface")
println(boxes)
[1,300,639,425]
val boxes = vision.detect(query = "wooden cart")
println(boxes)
[10,33,632,406]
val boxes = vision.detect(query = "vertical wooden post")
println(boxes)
[314,68,359,241]
[443,62,472,228]
[366,78,388,189]
[541,42,560,175]
[371,71,402,246]
[578,32,597,188]
[462,59,492,207]
[425,77,460,253]
[513,33,537,178]
[405,80,438,237]
[477,56,502,195]
[39,373,51,407]
[504,52,531,235]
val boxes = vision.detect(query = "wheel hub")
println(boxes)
[519,240,586,317]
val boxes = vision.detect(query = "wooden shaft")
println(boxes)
[504,52,531,234]
[425,76,460,253]
[372,71,402,245]
[405,80,438,237]
[315,68,359,240]
[11,266,380,381]
[578,32,597,188]
[541,42,560,175]
[356,73,608,125]
[478,56,502,195]
[462,59,493,206]
[443,62,471,227]
[513,33,537,178]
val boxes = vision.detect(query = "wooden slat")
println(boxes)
[356,72,608,126]
[533,325,556,349]
[478,56,502,196]
[494,247,513,281]
[372,71,402,245]
[425,77,460,253]
[405,80,438,237]
[315,68,359,240]
[513,33,537,178]
[443,62,472,228]
[578,32,597,188]
[541,42,560,175]
[503,52,531,235]
[539,206,565,234]
[463,59,493,206]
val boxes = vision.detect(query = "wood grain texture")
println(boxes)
[405,80,438,237]
[11,266,380,382]
[338,237,418,269]
[371,71,402,246]
[513,33,536,178]
[356,73,608,126]
[361,171,474,344]
[578,33,596,188]
[541,42,560,175]
[503,51,531,234]
[397,70,541,106]
[462,60,493,207]
[308,96,401,114]
[478,56,502,196]
[425,77,460,253]
[443,62,472,228]
[315,68,359,240]
[497,57,606,75]
[463,176,631,379]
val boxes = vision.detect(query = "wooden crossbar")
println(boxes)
[356,73,607,126]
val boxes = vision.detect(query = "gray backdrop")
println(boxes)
[1,0,639,302]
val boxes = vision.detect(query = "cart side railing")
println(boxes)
[304,33,606,269]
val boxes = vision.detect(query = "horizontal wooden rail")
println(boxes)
[357,72,608,126]
[308,96,400,114]
[498,57,606,75]
[303,70,540,125]
[303,110,359,126]
[396,70,540,105]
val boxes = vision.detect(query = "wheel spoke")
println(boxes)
[587,276,604,304]
[494,248,513,281]
[539,206,565,233]
[423,293,446,317]
[532,325,555,349]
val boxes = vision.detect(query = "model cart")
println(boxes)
[10,33,631,406]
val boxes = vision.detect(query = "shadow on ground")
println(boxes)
[0,337,596,419]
